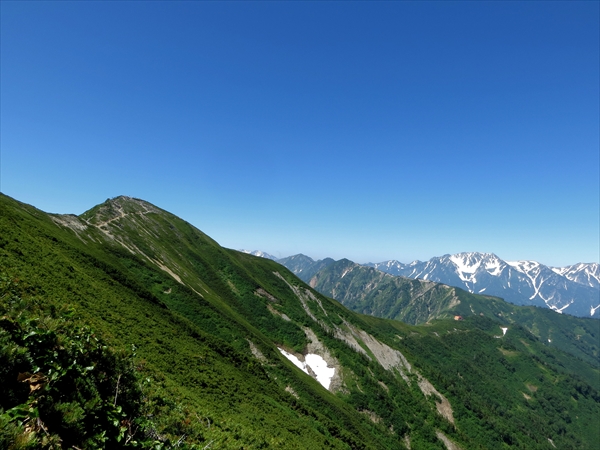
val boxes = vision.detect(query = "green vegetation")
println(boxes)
[1,193,598,449]
[0,276,147,449]
[398,317,600,448]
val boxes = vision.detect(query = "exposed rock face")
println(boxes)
[303,327,343,392]
[359,409,383,424]
[417,375,454,424]
[333,319,412,382]
[51,214,89,232]
[247,340,267,363]
[436,431,462,450]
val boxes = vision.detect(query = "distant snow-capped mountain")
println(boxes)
[551,263,600,289]
[239,250,279,260]
[368,253,600,318]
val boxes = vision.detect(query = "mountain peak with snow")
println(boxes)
[239,250,279,261]
[551,262,600,289]
[369,252,599,318]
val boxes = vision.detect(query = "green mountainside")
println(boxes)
[284,257,600,370]
[1,193,599,449]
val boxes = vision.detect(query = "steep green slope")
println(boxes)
[372,316,600,448]
[1,279,148,448]
[1,193,599,449]
[306,258,600,369]
[1,195,398,448]
[306,258,463,323]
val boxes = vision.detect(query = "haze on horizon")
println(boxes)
[1,2,598,268]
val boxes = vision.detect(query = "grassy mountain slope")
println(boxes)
[1,193,599,449]
[1,195,395,448]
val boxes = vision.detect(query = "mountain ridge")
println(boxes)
[2,193,599,448]
[248,250,599,318]
[368,252,599,317]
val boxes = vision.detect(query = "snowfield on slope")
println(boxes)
[278,348,335,390]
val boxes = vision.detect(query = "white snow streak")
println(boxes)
[507,261,549,301]
[549,301,572,314]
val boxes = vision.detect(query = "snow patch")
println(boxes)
[277,348,335,390]
[506,260,539,273]
[495,327,508,338]
[240,250,278,260]
[485,261,503,276]
[278,348,308,374]
[549,300,572,314]
[305,354,335,389]
[449,254,480,285]
[449,254,480,273]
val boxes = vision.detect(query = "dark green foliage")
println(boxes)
[0,276,145,449]
[392,317,600,449]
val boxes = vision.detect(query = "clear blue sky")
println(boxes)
[2,1,598,267]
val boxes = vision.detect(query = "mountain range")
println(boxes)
[368,253,599,318]
[253,252,600,319]
[2,193,599,449]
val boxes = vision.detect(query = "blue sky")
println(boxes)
[1,1,598,267]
